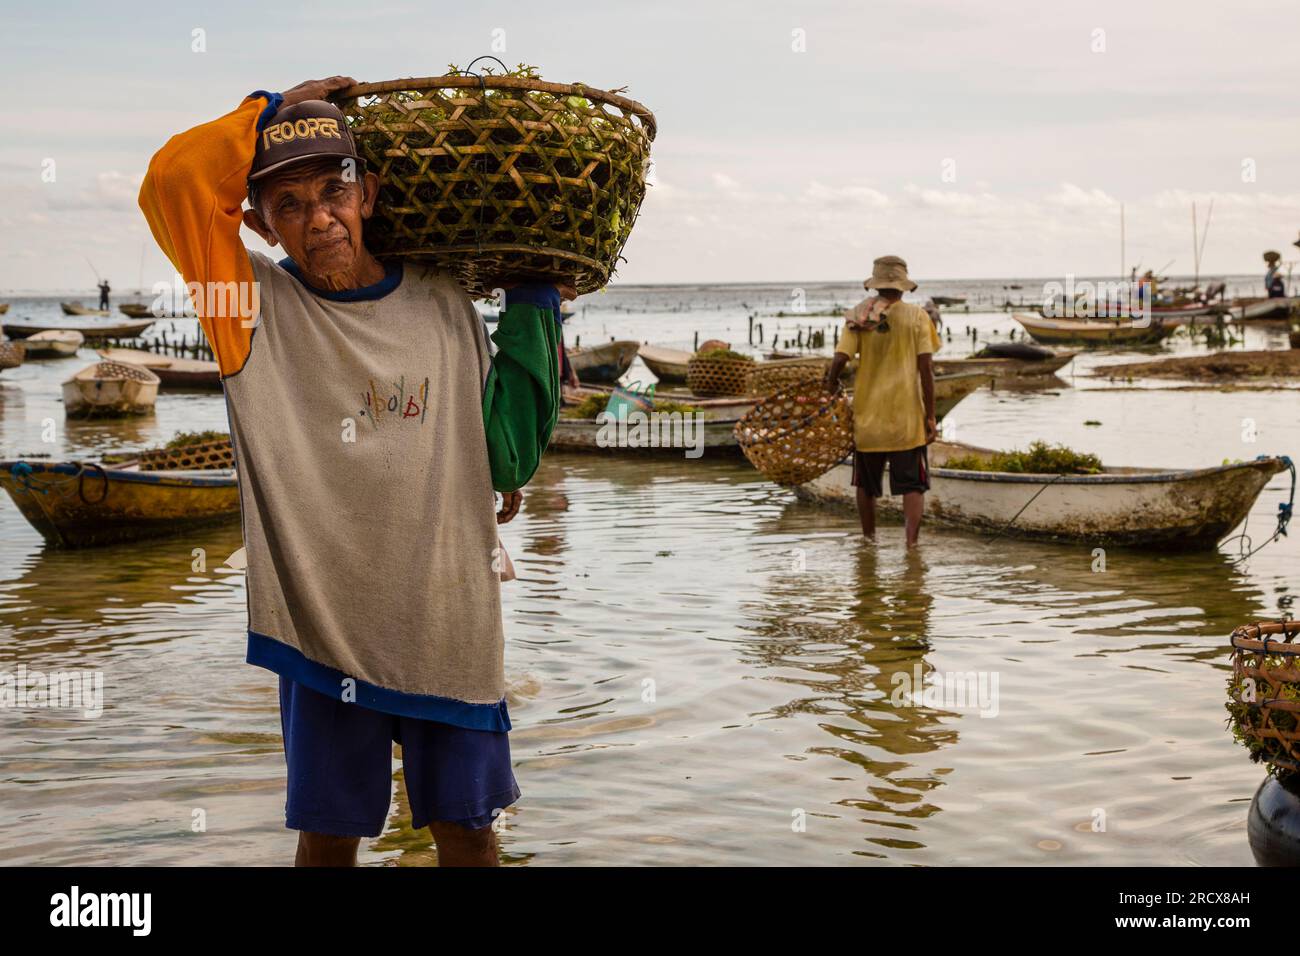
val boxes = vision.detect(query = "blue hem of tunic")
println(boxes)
[246,630,511,732]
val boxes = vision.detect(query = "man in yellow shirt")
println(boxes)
[825,256,937,545]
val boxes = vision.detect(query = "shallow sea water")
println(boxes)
[0,283,1295,865]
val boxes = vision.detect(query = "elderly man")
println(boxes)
[140,77,566,867]
[825,256,938,546]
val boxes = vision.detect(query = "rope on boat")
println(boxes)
[7,460,112,504]
[983,473,1066,545]
[1224,454,1295,563]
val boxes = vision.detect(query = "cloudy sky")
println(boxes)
[1,0,1296,291]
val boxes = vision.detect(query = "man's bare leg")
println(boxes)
[430,820,500,867]
[855,487,876,539]
[296,832,360,867]
[903,491,925,546]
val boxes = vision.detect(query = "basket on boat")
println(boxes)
[734,385,854,486]
[687,353,755,397]
[747,357,830,397]
[136,438,235,472]
[90,360,155,383]
[331,72,656,297]
[1228,619,1300,777]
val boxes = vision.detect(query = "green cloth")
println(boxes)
[482,302,561,492]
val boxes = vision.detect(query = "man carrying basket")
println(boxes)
[140,77,570,866]
[825,256,939,546]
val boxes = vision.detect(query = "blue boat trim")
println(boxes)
[246,630,512,732]
[0,461,236,487]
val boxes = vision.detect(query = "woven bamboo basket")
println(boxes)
[1228,619,1300,776]
[734,386,855,486]
[136,438,235,472]
[747,357,830,397]
[93,360,157,383]
[687,354,755,397]
[331,74,656,297]
[0,341,24,370]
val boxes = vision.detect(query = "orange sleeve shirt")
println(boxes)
[138,94,269,377]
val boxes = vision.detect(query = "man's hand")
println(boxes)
[281,76,357,107]
[925,416,939,444]
[497,490,523,524]
[825,352,850,395]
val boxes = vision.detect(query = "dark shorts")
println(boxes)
[278,677,521,837]
[851,445,930,498]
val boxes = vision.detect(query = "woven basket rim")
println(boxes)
[737,389,847,449]
[335,76,657,140]
[1231,619,1300,653]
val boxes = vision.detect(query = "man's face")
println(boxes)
[244,160,378,278]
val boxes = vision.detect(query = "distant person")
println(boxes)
[97,280,110,311]
[1264,251,1286,298]
[824,255,937,546]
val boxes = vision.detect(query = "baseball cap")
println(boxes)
[249,100,362,183]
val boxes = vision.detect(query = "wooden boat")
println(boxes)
[638,344,692,383]
[795,440,1288,551]
[118,303,154,318]
[935,350,1076,380]
[931,296,967,307]
[61,301,109,317]
[564,384,755,422]
[20,329,83,357]
[550,412,745,455]
[933,371,990,418]
[0,459,238,548]
[568,340,640,384]
[0,340,25,371]
[96,347,221,389]
[62,361,160,418]
[1012,313,1179,347]
[1223,296,1300,324]
[3,317,154,341]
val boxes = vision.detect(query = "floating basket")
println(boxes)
[136,438,235,472]
[0,341,24,370]
[332,74,656,297]
[734,385,855,486]
[1228,619,1300,777]
[747,357,830,397]
[687,354,755,397]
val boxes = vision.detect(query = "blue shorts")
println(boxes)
[278,677,521,837]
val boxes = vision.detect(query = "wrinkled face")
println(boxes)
[245,159,378,277]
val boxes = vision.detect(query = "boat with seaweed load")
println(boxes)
[0,438,238,548]
[795,439,1291,550]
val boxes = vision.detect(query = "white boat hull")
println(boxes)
[795,441,1286,550]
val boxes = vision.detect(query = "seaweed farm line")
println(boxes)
[1,281,1297,865]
